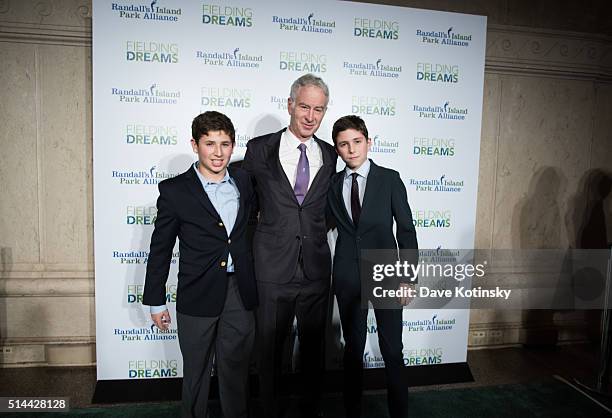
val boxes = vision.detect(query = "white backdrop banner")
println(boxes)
[93,0,486,380]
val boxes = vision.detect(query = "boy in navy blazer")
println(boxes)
[143,111,257,418]
[327,115,418,418]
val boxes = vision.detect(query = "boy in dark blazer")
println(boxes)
[143,111,258,418]
[327,115,418,418]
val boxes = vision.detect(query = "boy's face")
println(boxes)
[335,128,371,170]
[191,130,234,179]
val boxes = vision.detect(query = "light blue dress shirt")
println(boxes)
[150,164,240,314]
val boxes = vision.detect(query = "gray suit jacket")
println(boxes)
[242,128,338,283]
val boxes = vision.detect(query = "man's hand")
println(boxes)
[397,283,415,306]
[151,310,171,330]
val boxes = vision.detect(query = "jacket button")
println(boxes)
[220,261,226,267]
[218,222,224,227]
[227,239,231,244]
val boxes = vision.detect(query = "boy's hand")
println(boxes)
[397,283,415,306]
[151,310,171,330]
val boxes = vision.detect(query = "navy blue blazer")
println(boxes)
[327,160,419,297]
[143,165,258,317]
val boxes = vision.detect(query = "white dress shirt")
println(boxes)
[342,159,371,218]
[278,128,323,190]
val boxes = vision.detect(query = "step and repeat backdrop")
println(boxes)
[93,0,486,380]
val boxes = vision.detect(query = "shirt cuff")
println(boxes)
[149,305,168,315]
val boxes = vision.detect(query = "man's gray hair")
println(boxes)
[289,73,329,104]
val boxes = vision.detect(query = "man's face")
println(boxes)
[287,85,327,141]
[335,128,371,170]
[191,130,234,179]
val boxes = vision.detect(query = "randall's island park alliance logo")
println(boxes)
[370,135,399,154]
[408,174,464,192]
[115,325,177,342]
[272,12,335,34]
[416,26,472,47]
[403,313,456,332]
[363,351,385,368]
[113,249,178,265]
[270,95,288,111]
[196,47,262,69]
[354,17,398,40]
[111,84,180,105]
[344,58,401,79]
[235,133,251,148]
[111,166,179,185]
[203,4,252,27]
[111,0,181,22]
[201,87,252,109]
[125,41,178,64]
[352,96,396,117]
[419,247,461,263]
[413,101,467,121]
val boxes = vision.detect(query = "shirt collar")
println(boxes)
[284,128,314,150]
[193,162,232,185]
[344,159,371,180]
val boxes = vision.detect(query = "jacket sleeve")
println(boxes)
[242,140,261,221]
[142,181,180,306]
[390,172,419,280]
[242,140,255,174]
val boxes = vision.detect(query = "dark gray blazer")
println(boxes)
[242,128,338,283]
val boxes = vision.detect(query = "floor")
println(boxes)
[0,343,609,409]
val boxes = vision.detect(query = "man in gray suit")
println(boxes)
[242,74,337,418]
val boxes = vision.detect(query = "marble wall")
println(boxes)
[0,0,610,366]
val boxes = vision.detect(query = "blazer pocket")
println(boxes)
[254,228,280,244]
[255,227,276,236]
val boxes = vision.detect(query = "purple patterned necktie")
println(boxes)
[294,143,310,205]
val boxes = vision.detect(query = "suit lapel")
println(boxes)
[266,129,299,203]
[302,136,334,205]
[183,165,221,220]
[227,167,245,236]
[332,170,354,228]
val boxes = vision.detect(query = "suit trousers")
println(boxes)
[337,292,408,418]
[177,275,255,418]
[256,263,330,418]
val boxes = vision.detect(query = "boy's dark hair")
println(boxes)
[331,115,368,145]
[191,111,235,144]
